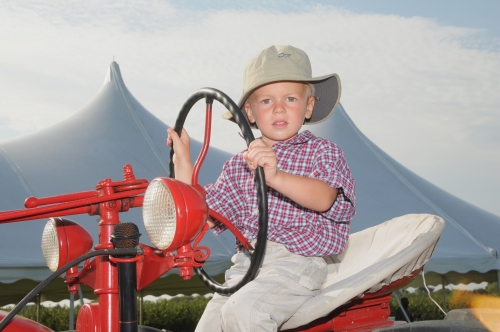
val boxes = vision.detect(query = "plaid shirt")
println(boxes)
[205,130,356,256]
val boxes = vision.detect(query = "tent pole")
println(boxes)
[36,293,40,322]
[442,275,447,312]
[497,270,500,293]
[138,291,143,326]
[69,292,75,330]
[78,287,84,306]
[392,290,411,322]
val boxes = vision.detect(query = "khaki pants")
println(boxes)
[195,241,327,332]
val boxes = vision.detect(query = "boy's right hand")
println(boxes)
[243,139,279,184]
[167,127,193,184]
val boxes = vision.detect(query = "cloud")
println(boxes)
[0,1,499,215]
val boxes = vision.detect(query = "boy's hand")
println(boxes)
[243,139,278,184]
[243,138,338,212]
[167,127,193,184]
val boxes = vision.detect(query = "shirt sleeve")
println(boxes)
[204,157,240,234]
[309,141,356,221]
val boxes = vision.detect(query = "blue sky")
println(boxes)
[174,0,500,40]
[334,0,499,39]
[0,0,499,216]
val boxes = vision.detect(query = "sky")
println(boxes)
[0,0,499,216]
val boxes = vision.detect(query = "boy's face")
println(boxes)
[244,81,315,146]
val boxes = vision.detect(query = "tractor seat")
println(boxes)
[281,213,445,331]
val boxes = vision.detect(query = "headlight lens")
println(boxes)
[41,219,60,272]
[143,179,177,249]
[143,177,208,252]
[40,217,93,273]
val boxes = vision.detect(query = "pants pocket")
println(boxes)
[298,257,327,291]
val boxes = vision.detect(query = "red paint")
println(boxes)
[0,162,424,332]
[0,311,53,332]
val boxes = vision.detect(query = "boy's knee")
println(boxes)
[221,296,268,330]
[220,296,243,323]
[221,298,239,329]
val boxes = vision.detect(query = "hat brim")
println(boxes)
[222,74,341,128]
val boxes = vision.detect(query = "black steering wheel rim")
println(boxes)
[170,87,268,294]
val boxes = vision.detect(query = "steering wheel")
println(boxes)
[169,88,268,294]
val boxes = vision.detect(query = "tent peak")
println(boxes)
[102,61,125,87]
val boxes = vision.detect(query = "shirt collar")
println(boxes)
[265,130,313,148]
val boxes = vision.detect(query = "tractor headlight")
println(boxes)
[142,179,177,249]
[41,219,60,272]
[41,217,93,273]
[143,178,208,251]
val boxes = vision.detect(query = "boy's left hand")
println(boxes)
[243,139,278,183]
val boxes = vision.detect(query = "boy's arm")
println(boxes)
[166,127,193,184]
[167,128,217,228]
[244,139,337,212]
[271,172,337,212]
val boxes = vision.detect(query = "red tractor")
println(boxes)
[0,89,443,332]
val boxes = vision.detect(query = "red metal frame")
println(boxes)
[0,164,214,332]
[0,310,53,332]
[191,100,213,187]
[0,169,420,331]
[1,190,419,332]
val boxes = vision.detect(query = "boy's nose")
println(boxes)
[273,100,285,113]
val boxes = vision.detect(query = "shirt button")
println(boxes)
[253,208,259,215]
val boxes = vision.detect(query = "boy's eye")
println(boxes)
[261,99,272,104]
[285,97,297,102]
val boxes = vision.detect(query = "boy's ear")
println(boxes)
[244,102,256,124]
[305,96,315,120]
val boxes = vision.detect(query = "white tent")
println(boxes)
[0,62,236,305]
[312,104,500,288]
[1,61,499,306]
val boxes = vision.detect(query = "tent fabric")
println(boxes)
[313,105,500,280]
[282,213,444,330]
[0,61,236,288]
[1,61,500,306]
[0,274,225,307]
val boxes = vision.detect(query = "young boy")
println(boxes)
[167,45,356,331]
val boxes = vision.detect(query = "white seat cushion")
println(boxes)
[282,214,445,330]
